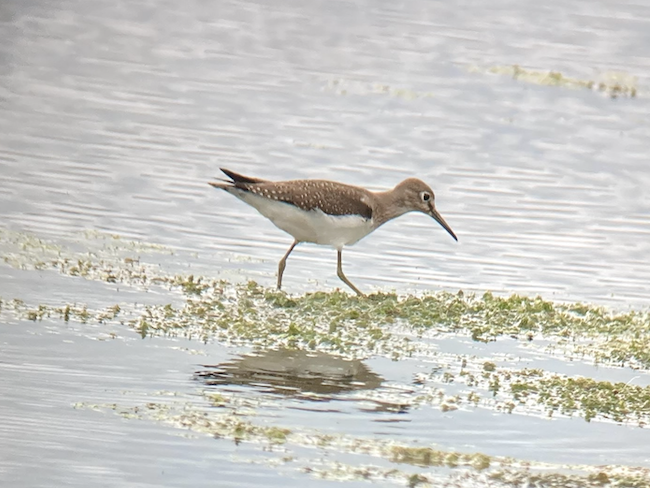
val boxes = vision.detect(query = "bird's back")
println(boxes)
[212,169,378,247]
[243,179,374,220]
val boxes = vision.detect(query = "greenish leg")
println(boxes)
[277,240,298,291]
[337,249,364,297]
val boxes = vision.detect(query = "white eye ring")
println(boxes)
[421,192,431,202]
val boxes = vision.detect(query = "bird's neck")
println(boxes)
[372,189,410,228]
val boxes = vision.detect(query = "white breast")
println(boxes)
[232,190,375,249]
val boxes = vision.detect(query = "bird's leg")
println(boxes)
[336,249,364,297]
[277,240,298,291]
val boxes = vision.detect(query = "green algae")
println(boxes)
[5,228,650,486]
[470,64,639,98]
[2,298,120,325]
[390,446,490,470]
[48,279,646,369]
[325,67,640,103]
[510,371,650,424]
[416,363,650,426]
[4,227,649,364]
[74,396,650,488]
[4,292,650,425]
[10,280,648,426]
[3,228,650,426]
[128,282,408,356]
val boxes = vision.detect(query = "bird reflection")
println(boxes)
[195,349,383,399]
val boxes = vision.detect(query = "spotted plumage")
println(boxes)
[210,168,457,296]
[219,168,373,220]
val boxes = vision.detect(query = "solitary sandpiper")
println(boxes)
[209,168,457,296]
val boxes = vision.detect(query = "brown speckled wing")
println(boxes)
[241,180,373,220]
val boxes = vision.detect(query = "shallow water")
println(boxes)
[2,0,650,304]
[1,0,650,486]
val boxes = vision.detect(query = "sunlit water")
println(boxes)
[1,0,650,486]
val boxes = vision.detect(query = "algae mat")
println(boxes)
[1,228,649,487]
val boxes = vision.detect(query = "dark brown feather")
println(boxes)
[220,168,268,185]
[243,179,373,220]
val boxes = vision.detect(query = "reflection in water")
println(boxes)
[1,0,649,305]
[195,349,383,398]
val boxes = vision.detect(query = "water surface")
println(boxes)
[1,0,650,486]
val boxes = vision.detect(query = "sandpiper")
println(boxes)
[209,168,457,296]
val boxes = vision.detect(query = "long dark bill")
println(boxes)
[430,207,458,241]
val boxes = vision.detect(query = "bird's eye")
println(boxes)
[421,192,431,202]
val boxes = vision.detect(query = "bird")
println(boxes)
[209,168,457,296]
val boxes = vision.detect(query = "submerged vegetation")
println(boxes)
[326,67,639,103]
[471,64,639,99]
[3,228,650,486]
[74,394,650,488]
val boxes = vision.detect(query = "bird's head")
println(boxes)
[393,178,458,241]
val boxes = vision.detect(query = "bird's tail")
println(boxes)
[220,168,267,185]
[208,168,267,190]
